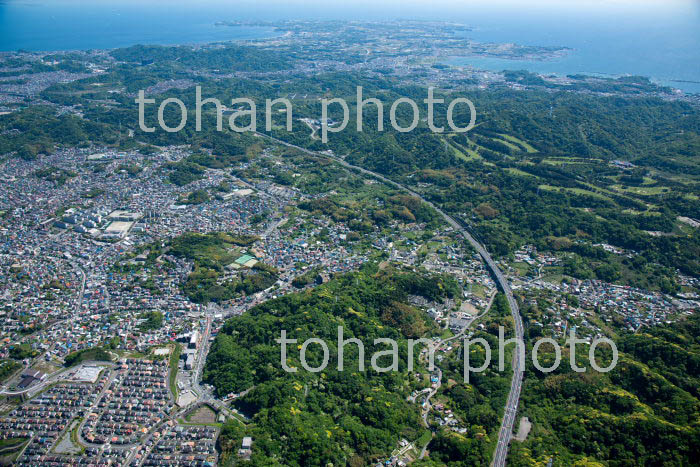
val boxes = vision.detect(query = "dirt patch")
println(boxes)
[185,405,217,424]
[514,416,532,442]
[31,361,61,375]
[53,419,83,455]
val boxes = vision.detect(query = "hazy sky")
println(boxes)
[10,0,698,22]
[25,0,700,12]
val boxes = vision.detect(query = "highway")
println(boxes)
[254,132,525,466]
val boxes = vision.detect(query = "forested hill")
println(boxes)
[508,313,700,466]
[204,265,460,466]
[204,264,700,466]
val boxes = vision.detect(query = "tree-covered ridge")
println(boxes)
[508,314,700,466]
[110,44,292,72]
[204,265,459,466]
[0,106,118,160]
[297,191,442,234]
[618,316,700,400]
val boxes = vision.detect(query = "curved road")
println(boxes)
[417,293,496,459]
[254,132,525,466]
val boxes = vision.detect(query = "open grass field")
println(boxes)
[499,134,538,153]
[579,182,659,209]
[540,266,566,284]
[493,137,522,152]
[169,232,259,269]
[542,156,604,166]
[611,184,671,195]
[469,283,487,299]
[621,209,662,216]
[505,167,538,178]
[510,262,534,277]
[607,175,657,185]
[447,139,481,161]
[538,184,614,202]
[169,343,182,400]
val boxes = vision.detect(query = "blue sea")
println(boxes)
[443,3,700,94]
[0,0,699,93]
